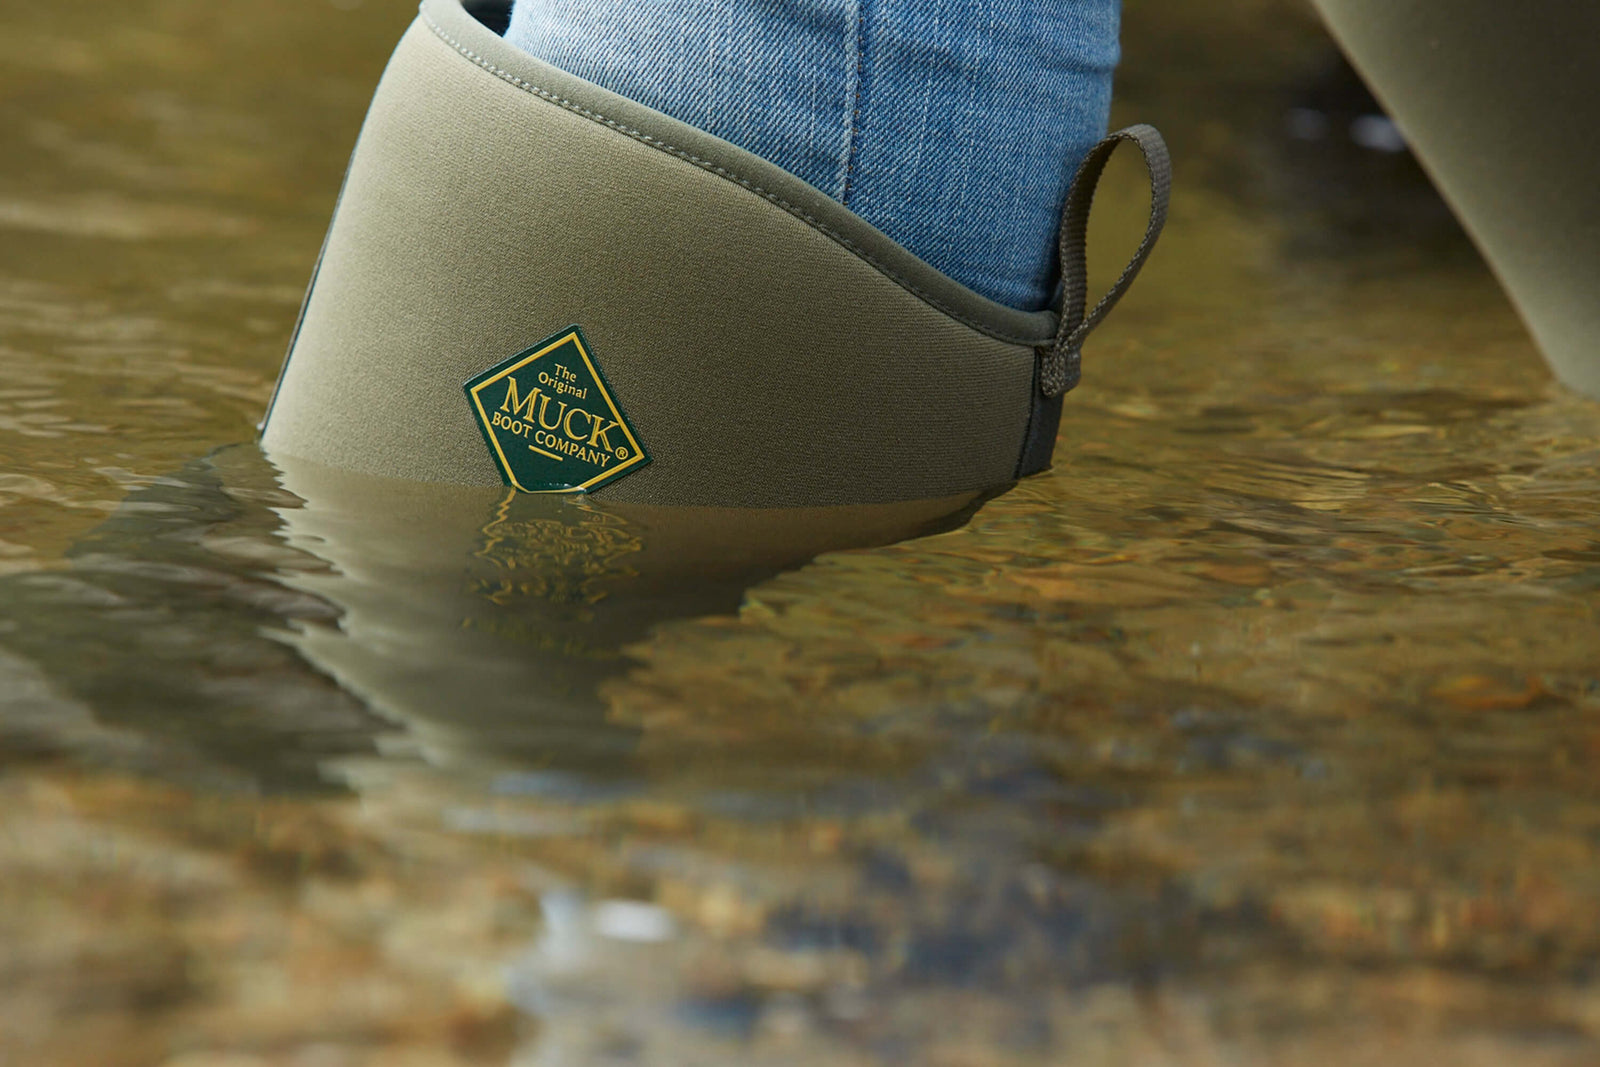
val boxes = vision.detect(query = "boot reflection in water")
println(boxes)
[269,455,987,774]
[0,444,985,786]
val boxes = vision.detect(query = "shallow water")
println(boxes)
[4,1,1600,1064]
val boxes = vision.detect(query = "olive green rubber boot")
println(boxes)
[261,0,1170,508]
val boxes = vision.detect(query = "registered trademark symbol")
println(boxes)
[615,447,628,460]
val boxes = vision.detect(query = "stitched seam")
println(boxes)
[839,0,863,204]
[420,11,1046,347]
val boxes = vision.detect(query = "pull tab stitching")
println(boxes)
[1041,124,1172,399]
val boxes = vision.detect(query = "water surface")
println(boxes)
[4,1,1600,1064]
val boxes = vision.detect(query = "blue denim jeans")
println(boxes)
[505,0,1119,311]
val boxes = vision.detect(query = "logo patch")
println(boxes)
[464,327,650,494]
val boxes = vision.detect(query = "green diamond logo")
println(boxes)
[464,327,650,493]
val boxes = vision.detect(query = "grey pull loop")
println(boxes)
[1039,124,1172,398]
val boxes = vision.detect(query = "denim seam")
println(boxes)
[420,10,1042,347]
[839,0,863,204]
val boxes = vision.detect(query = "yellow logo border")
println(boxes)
[466,328,649,494]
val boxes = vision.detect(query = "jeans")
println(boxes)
[505,0,1119,311]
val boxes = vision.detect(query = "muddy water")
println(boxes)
[4,1,1600,1064]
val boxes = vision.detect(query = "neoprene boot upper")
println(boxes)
[261,0,1168,507]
